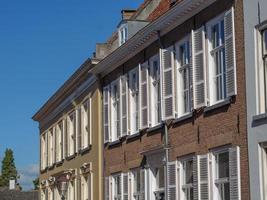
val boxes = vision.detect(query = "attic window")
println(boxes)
[119,25,128,46]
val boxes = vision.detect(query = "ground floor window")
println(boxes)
[66,181,75,200]
[154,166,165,200]
[261,143,267,200]
[113,174,122,200]
[132,169,145,200]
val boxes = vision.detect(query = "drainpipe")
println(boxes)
[164,122,169,200]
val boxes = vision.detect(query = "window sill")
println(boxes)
[80,146,92,155]
[108,140,121,147]
[40,168,47,173]
[147,123,163,133]
[47,164,55,170]
[204,98,231,113]
[253,113,267,122]
[65,154,76,161]
[55,160,63,167]
[173,112,193,125]
[127,132,141,140]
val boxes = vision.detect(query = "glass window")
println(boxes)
[133,169,145,200]
[81,100,89,149]
[263,30,267,56]
[113,175,121,200]
[177,40,192,116]
[67,112,76,156]
[111,81,120,140]
[129,69,139,134]
[182,159,193,200]
[119,26,128,46]
[156,166,165,189]
[215,151,230,200]
[209,19,227,104]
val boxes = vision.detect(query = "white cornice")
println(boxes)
[90,0,216,78]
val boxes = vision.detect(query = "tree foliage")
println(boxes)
[0,148,18,187]
[33,177,39,190]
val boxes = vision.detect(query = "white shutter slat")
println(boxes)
[167,161,177,200]
[192,27,207,108]
[224,7,237,97]
[120,75,128,136]
[123,173,129,200]
[193,156,199,200]
[229,146,241,200]
[103,86,110,143]
[160,48,175,120]
[199,155,209,200]
[140,62,149,129]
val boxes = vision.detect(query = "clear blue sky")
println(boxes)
[0,0,143,190]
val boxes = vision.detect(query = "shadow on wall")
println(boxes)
[0,190,39,200]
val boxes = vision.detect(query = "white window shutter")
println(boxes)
[193,156,198,200]
[160,47,175,120]
[224,7,237,97]
[105,177,110,200]
[176,161,182,200]
[77,107,81,151]
[192,27,207,108]
[167,161,177,200]
[88,98,92,146]
[120,75,128,136]
[198,155,209,200]
[123,173,129,200]
[103,86,110,143]
[229,146,241,200]
[140,62,149,129]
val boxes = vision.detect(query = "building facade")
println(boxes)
[91,0,249,199]
[243,0,267,199]
[33,59,103,200]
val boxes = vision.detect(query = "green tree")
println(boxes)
[33,177,39,190]
[0,148,18,187]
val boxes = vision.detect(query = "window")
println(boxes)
[181,158,193,200]
[67,111,76,156]
[56,121,63,162]
[111,80,121,141]
[261,143,267,200]
[214,151,230,200]
[156,166,165,191]
[41,133,47,170]
[132,169,145,200]
[67,181,75,200]
[150,55,161,126]
[48,128,54,166]
[129,68,139,134]
[119,25,128,46]
[81,175,91,200]
[113,174,122,200]
[208,17,227,105]
[81,100,90,149]
[176,38,193,117]
[258,28,267,114]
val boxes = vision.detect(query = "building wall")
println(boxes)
[39,80,103,200]
[244,0,267,199]
[104,2,249,199]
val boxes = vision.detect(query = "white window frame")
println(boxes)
[67,180,75,200]
[41,133,47,170]
[48,128,54,166]
[55,120,63,163]
[113,174,122,200]
[149,54,162,127]
[211,149,230,200]
[131,168,145,200]
[119,24,128,46]
[207,13,227,106]
[256,23,267,114]
[111,79,121,141]
[128,67,139,135]
[81,98,91,149]
[175,36,193,118]
[67,111,76,157]
[81,173,92,200]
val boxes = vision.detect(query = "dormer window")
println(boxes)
[119,24,128,46]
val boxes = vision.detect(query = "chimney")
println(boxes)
[121,9,136,20]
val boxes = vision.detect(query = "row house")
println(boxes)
[33,59,103,200]
[243,0,267,199]
[90,0,249,200]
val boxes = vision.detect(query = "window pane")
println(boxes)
[224,182,230,200]
[185,160,193,184]
[212,24,220,48]
[217,152,229,178]
[157,166,165,189]
[264,30,267,55]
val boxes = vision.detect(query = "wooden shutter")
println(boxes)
[123,173,129,200]
[192,27,207,108]
[167,161,177,200]
[140,62,149,129]
[103,86,110,143]
[229,146,241,200]
[193,156,199,200]
[120,75,128,136]
[198,155,209,200]
[224,8,237,97]
[160,47,175,120]
[105,177,110,200]
[77,107,81,151]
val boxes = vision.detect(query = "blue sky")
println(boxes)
[0,0,143,190]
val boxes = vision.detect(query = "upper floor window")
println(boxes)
[119,25,128,46]
[55,121,63,162]
[67,111,76,156]
[41,133,47,170]
[111,80,121,140]
[129,68,139,134]
[48,128,54,166]
[176,38,193,117]
[208,17,227,105]
[150,55,161,126]
[81,99,90,149]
